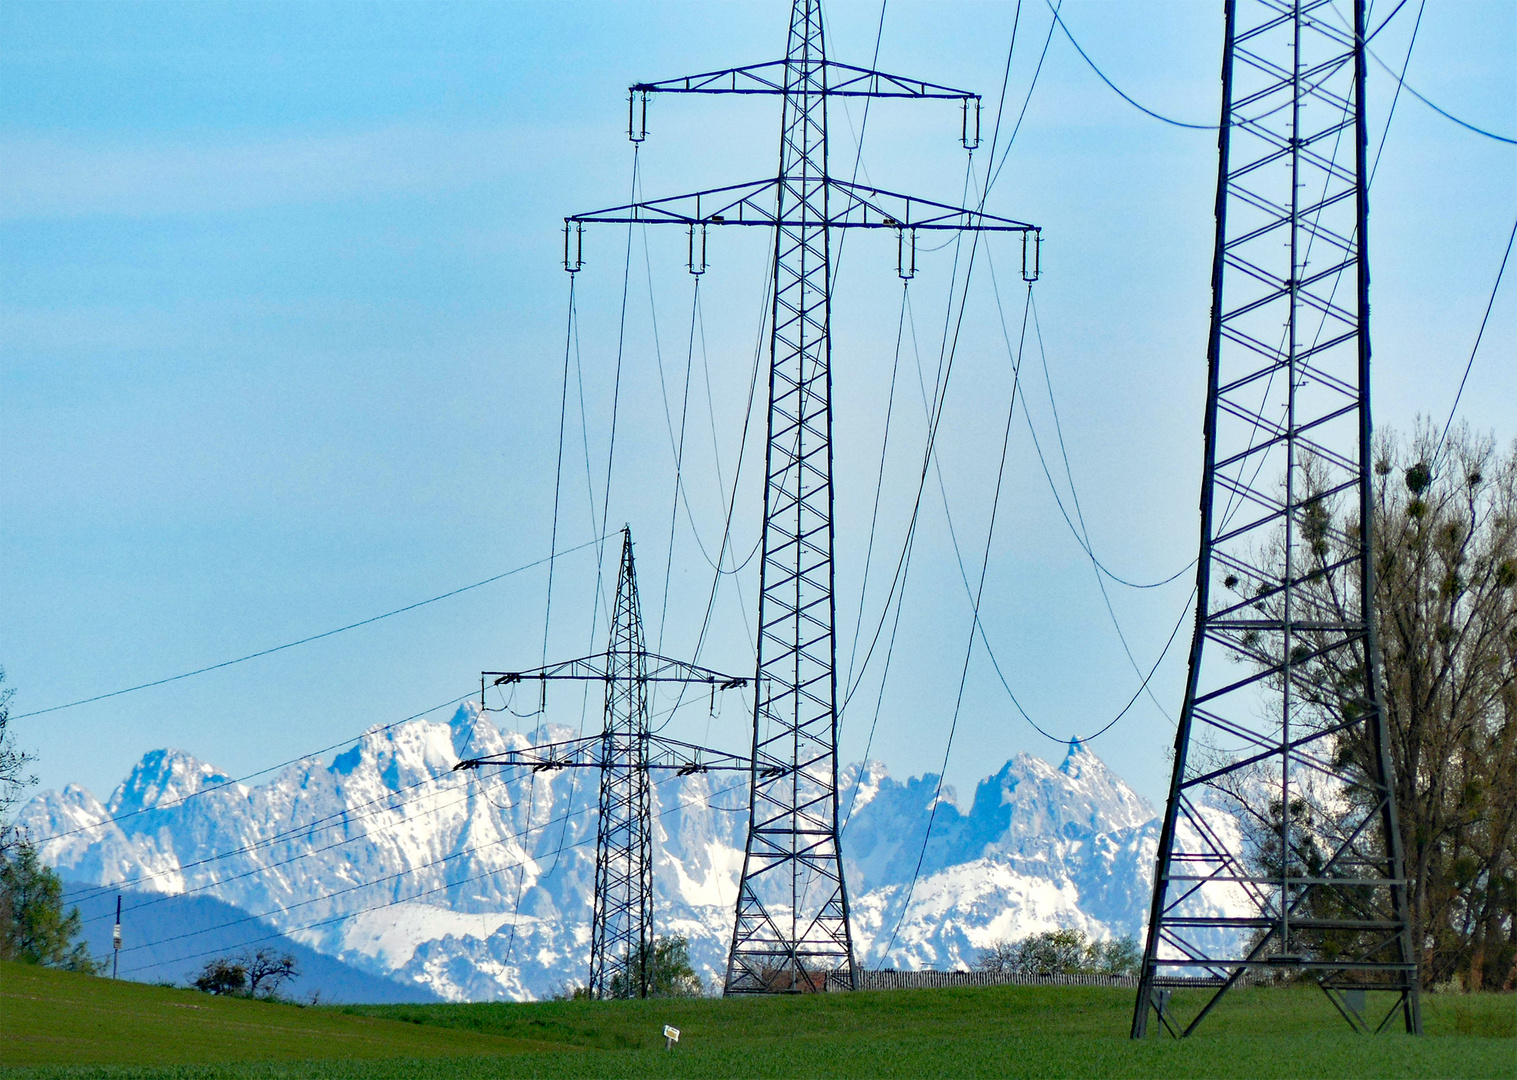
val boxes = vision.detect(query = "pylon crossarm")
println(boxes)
[568,177,1035,233]
[641,655,748,687]
[647,735,766,774]
[484,653,746,686]
[454,735,603,772]
[456,734,760,775]
[633,59,977,100]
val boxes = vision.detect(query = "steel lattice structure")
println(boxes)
[590,533,654,1000]
[1133,0,1419,1038]
[456,529,748,999]
[565,0,1037,994]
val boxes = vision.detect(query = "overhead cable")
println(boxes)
[983,249,1194,591]
[119,771,743,976]
[29,689,481,845]
[77,772,480,926]
[940,274,1194,744]
[1046,1,1216,131]
[1436,213,1516,465]
[882,270,1028,963]
[65,771,455,911]
[1364,43,1515,145]
[986,0,1060,197]
[13,539,611,721]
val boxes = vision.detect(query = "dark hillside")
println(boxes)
[64,881,438,1004]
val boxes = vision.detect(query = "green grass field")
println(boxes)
[3,960,1513,1079]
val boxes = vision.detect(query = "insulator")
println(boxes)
[628,90,648,143]
[896,228,916,280]
[688,223,707,276]
[1021,230,1041,283]
[962,97,982,151]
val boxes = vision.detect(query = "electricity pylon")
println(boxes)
[1133,0,1418,1038]
[456,528,752,999]
[565,0,1038,997]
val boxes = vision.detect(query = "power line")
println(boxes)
[115,785,603,960]
[1046,1,1217,131]
[979,585,1195,746]
[582,145,645,659]
[655,276,701,654]
[845,0,1021,697]
[882,275,1028,964]
[65,771,454,911]
[982,243,1193,594]
[13,539,610,722]
[76,772,479,925]
[829,0,890,288]
[840,153,989,729]
[121,827,597,978]
[1363,43,1515,146]
[497,769,539,968]
[28,690,481,846]
[1367,0,1424,188]
[1436,213,1517,464]
[536,274,581,721]
[1026,290,1178,721]
[936,272,1194,746]
[844,281,911,694]
[1048,0,1510,148]
[986,0,1059,197]
[874,9,1053,965]
[120,771,747,978]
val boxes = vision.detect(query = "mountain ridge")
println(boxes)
[20,706,1243,1000]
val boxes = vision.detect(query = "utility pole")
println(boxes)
[456,528,753,999]
[1133,0,1418,1038]
[566,0,1038,996]
[112,894,121,979]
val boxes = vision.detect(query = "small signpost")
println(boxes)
[662,1025,680,1051]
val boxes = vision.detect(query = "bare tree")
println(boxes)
[1216,422,1517,989]
[242,948,300,999]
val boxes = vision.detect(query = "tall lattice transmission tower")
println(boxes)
[456,528,751,999]
[1133,0,1419,1038]
[589,529,655,999]
[566,0,1038,993]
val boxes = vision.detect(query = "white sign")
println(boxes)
[663,1024,681,1048]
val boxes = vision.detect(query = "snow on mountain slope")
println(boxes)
[20,707,1248,1001]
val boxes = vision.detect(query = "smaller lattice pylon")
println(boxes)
[454,527,755,999]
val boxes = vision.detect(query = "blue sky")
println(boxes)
[2,0,1512,809]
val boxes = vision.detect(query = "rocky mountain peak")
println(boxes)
[106,747,234,817]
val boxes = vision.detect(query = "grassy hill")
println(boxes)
[3,960,1513,1078]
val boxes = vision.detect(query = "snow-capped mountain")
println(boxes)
[20,705,1246,1001]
